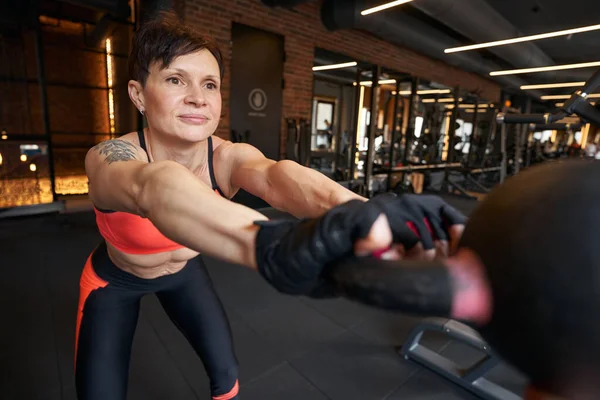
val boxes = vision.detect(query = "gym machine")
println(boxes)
[372,84,485,198]
[400,318,521,400]
[498,68,600,134]
[379,162,463,196]
[523,121,584,166]
[496,72,600,171]
[461,107,506,191]
[413,91,506,199]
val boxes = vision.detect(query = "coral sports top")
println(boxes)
[94,131,226,254]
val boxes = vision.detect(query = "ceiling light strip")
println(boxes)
[541,93,600,100]
[491,61,600,76]
[520,82,586,90]
[446,23,600,53]
[361,0,414,16]
[312,61,357,71]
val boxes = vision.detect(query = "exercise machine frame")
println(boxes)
[400,318,521,400]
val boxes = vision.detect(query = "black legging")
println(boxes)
[75,242,239,400]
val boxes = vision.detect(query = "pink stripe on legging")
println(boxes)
[212,380,239,400]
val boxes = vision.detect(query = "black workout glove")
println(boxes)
[369,193,467,251]
[253,200,381,298]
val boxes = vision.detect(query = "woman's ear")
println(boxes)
[128,80,145,113]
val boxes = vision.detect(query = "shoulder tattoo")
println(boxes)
[93,140,138,164]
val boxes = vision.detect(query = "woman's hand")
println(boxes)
[253,194,468,298]
[357,194,467,261]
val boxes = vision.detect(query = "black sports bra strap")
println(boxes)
[207,136,226,196]
[207,137,217,188]
[137,129,148,154]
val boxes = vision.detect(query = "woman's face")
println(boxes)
[140,49,221,143]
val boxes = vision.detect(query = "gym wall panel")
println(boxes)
[230,23,284,161]
[180,0,501,159]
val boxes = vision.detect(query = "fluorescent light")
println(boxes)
[466,109,489,113]
[417,89,452,95]
[586,93,600,99]
[358,79,397,86]
[491,61,600,76]
[555,101,596,107]
[361,0,414,16]
[445,23,600,54]
[541,94,600,100]
[312,61,357,71]
[446,103,489,109]
[422,98,458,103]
[521,82,586,90]
[391,90,452,95]
[541,95,571,100]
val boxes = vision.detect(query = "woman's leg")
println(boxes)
[157,257,239,400]
[74,248,142,400]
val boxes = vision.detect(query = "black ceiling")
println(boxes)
[341,0,600,102]
[410,0,600,83]
[484,0,600,65]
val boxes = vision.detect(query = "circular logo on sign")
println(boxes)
[248,89,268,111]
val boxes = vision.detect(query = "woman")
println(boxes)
[76,11,466,400]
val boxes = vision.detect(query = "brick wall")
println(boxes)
[41,19,110,145]
[0,30,39,135]
[181,0,502,157]
[2,18,113,139]
[1,18,139,197]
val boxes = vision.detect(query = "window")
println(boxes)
[414,116,424,138]
[316,102,334,130]
[312,99,336,149]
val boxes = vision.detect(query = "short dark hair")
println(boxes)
[128,11,224,86]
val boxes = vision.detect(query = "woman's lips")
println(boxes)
[178,114,209,124]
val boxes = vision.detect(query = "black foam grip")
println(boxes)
[580,68,600,95]
[328,257,453,316]
[574,100,600,126]
[503,114,547,124]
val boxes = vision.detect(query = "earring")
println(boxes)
[139,108,144,116]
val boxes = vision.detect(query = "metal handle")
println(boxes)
[580,68,600,96]
[498,111,568,125]
[574,100,600,126]
[498,113,547,124]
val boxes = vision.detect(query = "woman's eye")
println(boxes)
[207,82,217,90]
[168,77,181,85]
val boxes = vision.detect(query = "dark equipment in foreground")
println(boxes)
[329,159,600,399]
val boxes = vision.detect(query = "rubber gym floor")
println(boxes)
[1,194,528,400]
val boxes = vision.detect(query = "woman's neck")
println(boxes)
[144,129,208,175]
